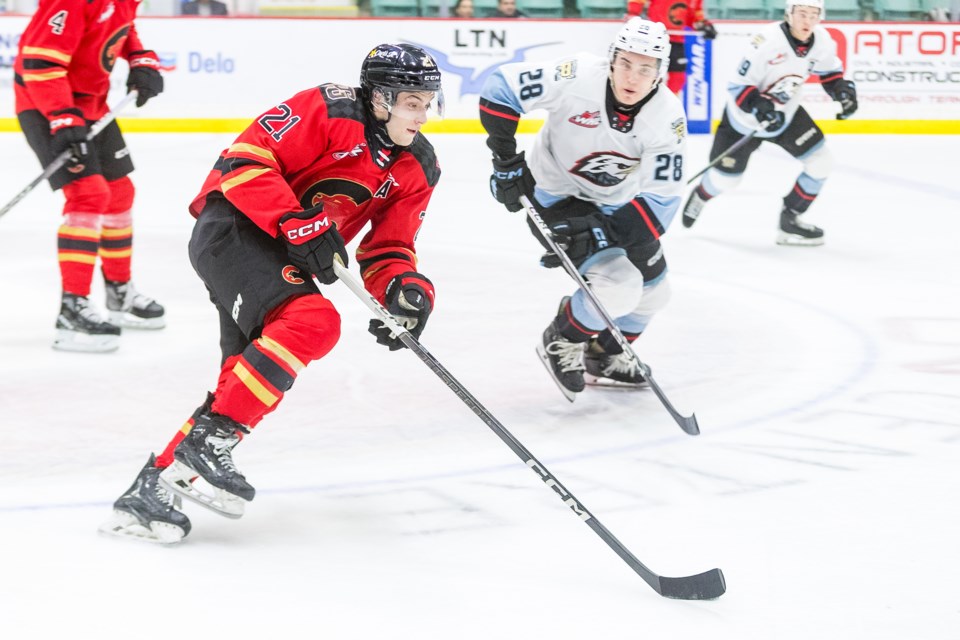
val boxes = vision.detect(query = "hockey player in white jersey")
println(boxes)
[681,0,857,246]
[479,18,687,398]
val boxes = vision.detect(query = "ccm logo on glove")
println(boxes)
[284,216,332,242]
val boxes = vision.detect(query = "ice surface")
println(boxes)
[1,132,958,638]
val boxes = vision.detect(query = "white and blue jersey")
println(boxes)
[727,21,844,138]
[481,53,688,231]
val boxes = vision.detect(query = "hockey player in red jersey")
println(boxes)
[99,44,444,544]
[15,0,166,352]
[626,0,716,95]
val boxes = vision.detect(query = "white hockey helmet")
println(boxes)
[609,18,671,82]
[785,0,825,19]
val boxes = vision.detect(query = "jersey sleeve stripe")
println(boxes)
[479,102,520,122]
[22,70,68,82]
[629,199,662,241]
[221,167,273,193]
[226,143,279,167]
[734,85,757,108]
[21,46,72,65]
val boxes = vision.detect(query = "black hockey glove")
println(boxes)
[490,151,536,213]
[368,272,434,351]
[752,97,786,131]
[834,80,858,120]
[542,213,615,269]
[126,50,164,107]
[279,204,348,285]
[695,20,718,40]
[48,108,89,169]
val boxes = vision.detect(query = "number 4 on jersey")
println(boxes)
[48,10,68,35]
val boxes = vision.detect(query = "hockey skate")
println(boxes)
[681,187,709,229]
[53,293,121,353]
[776,207,824,246]
[536,318,586,402]
[159,411,253,518]
[99,454,191,544]
[105,279,166,329]
[583,339,649,389]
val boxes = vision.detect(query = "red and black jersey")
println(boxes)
[627,0,705,44]
[14,0,148,121]
[190,83,441,306]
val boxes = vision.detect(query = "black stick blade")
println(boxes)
[658,568,726,600]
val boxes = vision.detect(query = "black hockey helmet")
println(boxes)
[360,43,442,95]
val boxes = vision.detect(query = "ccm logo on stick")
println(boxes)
[526,459,591,521]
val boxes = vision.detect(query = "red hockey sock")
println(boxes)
[210,294,341,427]
[57,223,99,296]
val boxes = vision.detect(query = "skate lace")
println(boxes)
[74,298,107,324]
[152,480,178,509]
[603,352,640,378]
[110,281,156,312]
[209,431,242,474]
[546,340,585,373]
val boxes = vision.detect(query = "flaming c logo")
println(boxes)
[282,265,305,285]
[101,26,129,72]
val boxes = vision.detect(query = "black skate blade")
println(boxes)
[535,345,577,403]
[658,568,726,600]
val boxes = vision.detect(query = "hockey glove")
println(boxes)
[834,81,858,120]
[752,97,786,131]
[368,272,434,350]
[126,50,164,107]
[695,20,718,40]
[48,108,89,169]
[490,151,536,213]
[542,213,615,269]
[279,204,348,285]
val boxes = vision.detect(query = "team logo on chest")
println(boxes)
[101,26,129,72]
[568,111,601,128]
[765,75,804,105]
[571,151,641,187]
[333,144,366,160]
[301,178,373,213]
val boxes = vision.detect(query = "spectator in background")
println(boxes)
[626,0,716,95]
[182,0,229,15]
[494,0,526,17]
[454,0,475,17]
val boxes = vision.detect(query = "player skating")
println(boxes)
[681,0,857,246]
[99,44,443,543]
[480,18,687,399]
[14,0,167,351]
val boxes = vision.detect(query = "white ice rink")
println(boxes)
[0,131,958,639]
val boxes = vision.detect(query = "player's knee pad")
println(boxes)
[703,168,745,197]
[262,294,341,364]
[582,251,645,318]
[106,176,135,214]
[801,143,833,181]
[61,175,110,215]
